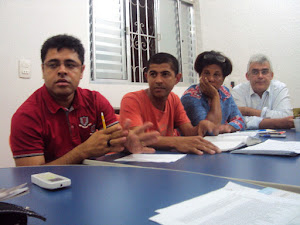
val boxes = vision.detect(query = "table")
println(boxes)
[84,129,300,192]
[0,165,258,224]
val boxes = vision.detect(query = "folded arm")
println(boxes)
[238,107,261,117]
[234,84,292,119]
[258,116,294,129]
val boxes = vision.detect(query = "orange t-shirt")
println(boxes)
[120,90,190,136]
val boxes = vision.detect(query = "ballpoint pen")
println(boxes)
[258,129,276,132]
[259,131,286,138]
[259,134,286,138]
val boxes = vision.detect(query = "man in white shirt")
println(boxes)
[232,54,294,129]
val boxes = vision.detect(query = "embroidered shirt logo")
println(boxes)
[79,116,92,128]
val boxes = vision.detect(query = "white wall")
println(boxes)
[198,0,300,105]
[0,0,88,167]
[1,0,299,167]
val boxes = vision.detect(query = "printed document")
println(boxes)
[231,139,300,156]
[149,182,300,225]
[204,132,261,152]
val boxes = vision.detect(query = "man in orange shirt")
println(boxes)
[120,53,220,155]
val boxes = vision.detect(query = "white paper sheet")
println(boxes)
[204,134,261,152]
[114,154,186,163]
[231,139,300,155]
[149,182,300,225]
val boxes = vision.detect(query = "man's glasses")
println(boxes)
[203,53,226,63]
[43,60,82,70]
[250,69,270,76]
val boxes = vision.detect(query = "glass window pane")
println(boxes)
[89,0,196,84]
[180,2,197,84]
[90,0,127,80]
[158,0,181,69]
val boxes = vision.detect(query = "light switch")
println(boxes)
[19,59,31,79]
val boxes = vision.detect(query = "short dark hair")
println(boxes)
[41,34,85,64]
[145,52,179,75]
[194,50,232,77]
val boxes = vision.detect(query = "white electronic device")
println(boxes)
[31,172,71,190]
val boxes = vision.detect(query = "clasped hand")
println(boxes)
[83,119,159,158]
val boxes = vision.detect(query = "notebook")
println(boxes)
[204,132,261,152]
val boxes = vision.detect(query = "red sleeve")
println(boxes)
[10,109,45,158]
[120,92,144,128]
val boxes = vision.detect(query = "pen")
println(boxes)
[258,129,276,132]
[101,112,106,130]
[259,134,286,138]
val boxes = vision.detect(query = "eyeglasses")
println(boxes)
[203,53,226,63]
[250,69,270,76]
[43,60,82,70]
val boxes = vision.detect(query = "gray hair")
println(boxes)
[247,54,273,73]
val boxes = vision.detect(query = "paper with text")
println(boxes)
[149,182,300,225]
[231,140,300,155]
[204,134,261,152]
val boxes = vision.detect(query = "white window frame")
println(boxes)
[89,0,197,85]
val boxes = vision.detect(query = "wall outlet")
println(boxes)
[19,59,31,79]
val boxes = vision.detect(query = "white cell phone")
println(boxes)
[31,172,71,190]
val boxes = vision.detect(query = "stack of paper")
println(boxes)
[204,132,261,152]
[149,182,300,225]
[0,183,29,201]
[231,140,300,156]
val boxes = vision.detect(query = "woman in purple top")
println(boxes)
[181,51,245,134]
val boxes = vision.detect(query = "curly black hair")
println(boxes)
[41,34,85,64]
[194,50,232,77]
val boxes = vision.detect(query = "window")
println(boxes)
[89,0,197,85]
[128,0,156,82]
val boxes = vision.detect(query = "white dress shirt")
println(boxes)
[232,80,292,129]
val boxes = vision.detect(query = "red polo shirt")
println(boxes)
[10,85,117,163]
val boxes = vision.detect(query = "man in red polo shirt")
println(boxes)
[10,34,158,166]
